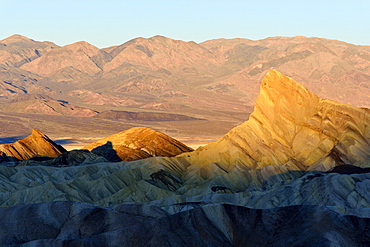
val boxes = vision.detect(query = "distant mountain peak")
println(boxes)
[1,34,33,44]
[64,40,99,50]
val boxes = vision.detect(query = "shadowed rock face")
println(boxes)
[0,202,369,247]
[84,127,194,161]
[0,129,66,161]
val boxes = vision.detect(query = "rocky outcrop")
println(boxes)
[0,129,66,161]
[83,127,194,161]
[172,69,370,173]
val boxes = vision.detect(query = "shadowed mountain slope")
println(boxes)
[1,202,369,247]
[0,129,66,161]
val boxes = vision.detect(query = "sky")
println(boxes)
[1,0,369,48]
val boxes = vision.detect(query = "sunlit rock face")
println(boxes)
[83,127,194,161]
[0,129,66,161]
[175,69,370,173]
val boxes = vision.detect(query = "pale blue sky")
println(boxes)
[1,0,369,48]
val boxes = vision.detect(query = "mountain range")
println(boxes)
[1,34,370,139]
[0,70,369,245]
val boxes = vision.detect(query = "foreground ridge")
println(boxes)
[0,202,369,246]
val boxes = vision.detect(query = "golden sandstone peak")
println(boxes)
[260,69,318,102]
[254,69,320,124]
[0,129,66,161]
[180,70,369,173]
[31,128,46,137]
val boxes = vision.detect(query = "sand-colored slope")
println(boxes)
[83,127,194,161]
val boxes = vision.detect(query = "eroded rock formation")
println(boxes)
[172,69,370,173]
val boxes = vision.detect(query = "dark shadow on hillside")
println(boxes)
[326,164,370,174]
[0,152,20,164]
[54,139,79,145]
[0,135,27,144]
[91,141,122,162]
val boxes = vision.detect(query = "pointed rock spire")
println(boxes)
[177,70,370,173]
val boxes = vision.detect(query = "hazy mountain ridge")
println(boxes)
[0,34,59,67]
[1,34,369,140]
[1,34,369,110]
